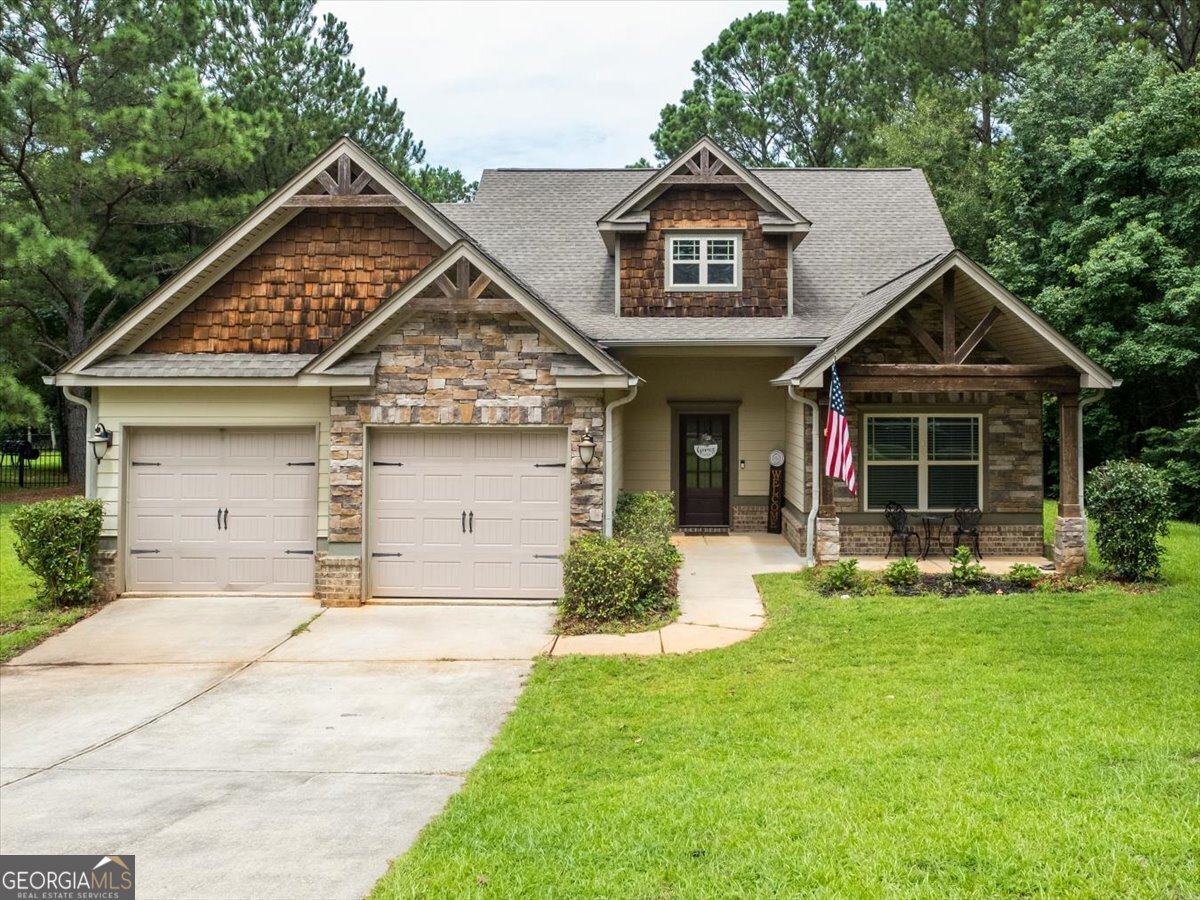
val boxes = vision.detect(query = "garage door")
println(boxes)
[370,429,567,599]
[127,428,317,593]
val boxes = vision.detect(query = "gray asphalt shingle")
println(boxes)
[436,167,952,344]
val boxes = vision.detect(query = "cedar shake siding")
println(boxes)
[619,187,789,317]
[141,208,440,354]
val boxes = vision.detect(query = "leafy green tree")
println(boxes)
[1104,0,1199,71]
[0,372,46,429]
[198,0,474,201]
[0,0,260,481]
[992,10,1200,509]
[651,0,885,167]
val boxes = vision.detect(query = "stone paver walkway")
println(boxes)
[549,534,801,657]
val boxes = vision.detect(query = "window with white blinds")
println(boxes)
[865,414,982,511]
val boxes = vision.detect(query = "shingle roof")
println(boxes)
[80,353,314,378]
[436,167,952,344]
[771,253,949,384]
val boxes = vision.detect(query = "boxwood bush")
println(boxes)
[1086,459,1173,581]
[11,497,104,606]
[560,491,681,626]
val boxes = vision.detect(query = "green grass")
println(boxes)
[0,501,97,662]
[373,520,1200,899]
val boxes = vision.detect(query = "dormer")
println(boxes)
[599,137,810,318]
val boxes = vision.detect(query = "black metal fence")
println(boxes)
[0,428,70,489]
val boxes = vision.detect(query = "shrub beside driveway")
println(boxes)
[373,518,1200,898]
[0,494,104,662]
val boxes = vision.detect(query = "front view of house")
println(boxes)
[50,137,1115,604]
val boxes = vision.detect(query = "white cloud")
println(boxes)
[317,0,787,178]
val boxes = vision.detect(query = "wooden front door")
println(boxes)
[678,413,731,528]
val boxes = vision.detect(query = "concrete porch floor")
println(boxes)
[855,554,1054,574]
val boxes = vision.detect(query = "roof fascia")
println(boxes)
[305,242,627,378]
[61,138,461,375]
[47,373,375,388]
[597,136,811,228]
[772,252,1115,388]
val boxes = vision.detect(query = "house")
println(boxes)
[48,137,1115,605]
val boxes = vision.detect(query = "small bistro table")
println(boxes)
[918,513,953,560]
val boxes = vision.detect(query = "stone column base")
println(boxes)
[1053,516,1087,574]
[815,517,840,564]
[316,553,363,606]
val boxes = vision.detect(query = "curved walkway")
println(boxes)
[549,534,803,657]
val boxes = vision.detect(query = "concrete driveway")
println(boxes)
[0,596,554,900]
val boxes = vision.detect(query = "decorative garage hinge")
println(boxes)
[285,549,315,555]
[532,554,562,559]
[371,552,404,558]
[130,461,161,467]
[286,461,316,467]
[533,462,566,468]
[130,548,160,554]
[372,461,404,467]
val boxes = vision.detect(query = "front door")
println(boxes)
[678,413,731,528]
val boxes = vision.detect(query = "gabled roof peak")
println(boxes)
[595,136,811,252]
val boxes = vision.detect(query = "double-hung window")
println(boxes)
[667,233,741,290]
[864,414,982,511]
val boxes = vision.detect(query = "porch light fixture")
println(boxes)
[578,431,596,468]
[88,423,113,462]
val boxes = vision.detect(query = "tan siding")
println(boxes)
[95,387,331,538]
[618,356,789,497]
[784,392,809,511]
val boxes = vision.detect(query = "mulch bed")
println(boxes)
[0,485,82,503]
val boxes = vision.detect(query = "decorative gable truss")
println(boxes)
[596,136,811,253]
[304,240,633,388]
[54,138,463,380]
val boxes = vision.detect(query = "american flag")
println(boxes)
[824,362,857,495]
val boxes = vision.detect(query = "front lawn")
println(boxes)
[0,497,99,662]
[374,520,1200,898]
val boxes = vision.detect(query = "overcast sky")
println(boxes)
[317,0,787,179]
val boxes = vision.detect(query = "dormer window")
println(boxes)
[667,233,742,291]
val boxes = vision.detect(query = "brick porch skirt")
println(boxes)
[839,523,1045,558]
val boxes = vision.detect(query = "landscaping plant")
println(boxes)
[613,491,676,544]
[817,558,869,595]
[947,545,985,585]
[10,497,103,606]
[1086,459,1173,580]
[882,557,921,588]
[1006,563,1043,589]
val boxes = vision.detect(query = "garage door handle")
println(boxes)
[371,552,404,558]
[468,511,473,533]
[130,548,160,555]
[222,508,229,530]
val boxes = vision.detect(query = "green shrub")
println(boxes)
[561,534,680,623]
[1086,459,1173,581]
[817,558,869,594]
[882,556,921,587]
[11,497,104,606]
[614,491,676,543]
[948,545,985,584]
[1007,562,1044,589]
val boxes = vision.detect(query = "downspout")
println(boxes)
[603,378,639,538]
[788,384,820,567]
[61,386,98,499]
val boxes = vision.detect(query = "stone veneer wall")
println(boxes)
[314,553,362,606]
[92,547,119,602]
[619,187,789,317]
[319,297,605,603]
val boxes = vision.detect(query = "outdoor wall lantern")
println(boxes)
[88,423,113,462]
[578,431,596,468]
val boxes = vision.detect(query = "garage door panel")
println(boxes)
[370,428,566,599]
[127,428,316,593]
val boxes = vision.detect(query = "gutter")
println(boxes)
[60,386,97,499]
[788,384,820,567]
[603,378,640,538]
[1077,387,1113,517]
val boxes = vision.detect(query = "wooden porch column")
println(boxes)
[1058,392,1082,517]
[817,397,835,516]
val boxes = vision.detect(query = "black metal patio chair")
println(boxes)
[953,505,983,561]
[884,501,924,559]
